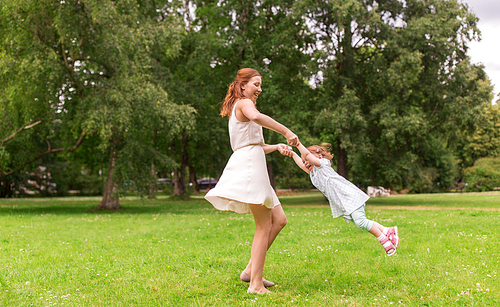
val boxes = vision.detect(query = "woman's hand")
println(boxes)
[285,130,299,147]
[304,161,313,171]
[277,144,293,157]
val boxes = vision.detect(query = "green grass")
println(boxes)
[0,192,499,306]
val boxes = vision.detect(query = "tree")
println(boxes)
[161,0,316,195]
[0,0,195,206]
[1,0,89,196]
[302,0,492,190]
[456,104,500,171]
[159,16,231,196]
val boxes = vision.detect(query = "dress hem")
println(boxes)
[205,194,280,214]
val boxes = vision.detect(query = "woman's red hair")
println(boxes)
[220,68,261,117]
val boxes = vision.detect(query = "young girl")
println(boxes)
[291,143,399,256]
[205,68,299,294]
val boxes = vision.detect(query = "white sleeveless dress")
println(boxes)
[204,100,280,213]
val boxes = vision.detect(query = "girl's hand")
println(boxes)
[285,131,299,147]
[304,161,313,171]
[277,144,293,157]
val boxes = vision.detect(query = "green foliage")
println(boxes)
[456,104,500,170]
[1,0,497,197]
[301,0,492,189]
[0,0,195,201]
[0,147,9,172]
[45,161,104,196]
[164,0,317,181]
[276,173,315,190]
[464,157,500,191]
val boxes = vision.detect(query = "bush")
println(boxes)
[276,174,314,190]
[407,167,439,193]
[463,157,500,191]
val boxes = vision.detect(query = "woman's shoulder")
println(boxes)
[236,98,254,108]
[232,98,253,114]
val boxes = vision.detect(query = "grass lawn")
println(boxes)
[0,191,499,306]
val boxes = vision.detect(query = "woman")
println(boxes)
[205,68,299,294]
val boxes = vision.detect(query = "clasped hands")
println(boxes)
[277,131,300,157]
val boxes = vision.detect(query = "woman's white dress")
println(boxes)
[205,100,279,213]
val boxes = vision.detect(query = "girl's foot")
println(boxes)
[387,226,399,248]
[240,271,275,287]
[247,287,271,294]
[381,236,396,256]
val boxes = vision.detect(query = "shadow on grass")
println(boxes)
[0,197,214,216]
[0,193,331,216]
[3,192,494,216]
[280,193,329,206]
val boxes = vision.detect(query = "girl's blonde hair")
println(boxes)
[306,143,334,160]
[220,68,261,117]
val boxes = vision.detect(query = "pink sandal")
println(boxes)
[387,226,399,248]
[381,237,396,256]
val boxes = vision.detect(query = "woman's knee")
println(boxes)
[275,215,287,229]
[271,206,287,228]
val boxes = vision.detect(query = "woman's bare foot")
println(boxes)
[247,287,271,294]
[240,271,275,287]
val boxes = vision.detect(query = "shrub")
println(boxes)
[464,157,500,191]
[276,174,314,190]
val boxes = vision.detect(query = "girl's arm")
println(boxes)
[262,143,292,156]
[297,143,321,167]
[237,99,299,146]
[292,152,310,174]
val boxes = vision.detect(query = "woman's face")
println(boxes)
[241,76,262,103]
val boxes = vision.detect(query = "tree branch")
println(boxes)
[61,42,82,97]
[1,132,87,176]
[429,101,439,120]
[1,119,44,146]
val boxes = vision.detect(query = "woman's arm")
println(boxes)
[291,152,310,174]
[262,144,278,154]
[262,143,292,156]
[297,143,321,167]
[237,99,299,146]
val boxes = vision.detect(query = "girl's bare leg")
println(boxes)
[368,221,384,237]
[243,205,287,277]
[247,204,273,294]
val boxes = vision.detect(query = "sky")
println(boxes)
[463,0,500,103]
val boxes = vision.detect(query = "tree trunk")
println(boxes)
[336,141,349,180]
[173,130,189,196]
[98,147,120,210]
[339,16,354,82]
[148,163,156,199]
[334,16,353,181]
[0,177,14,198]
[173,167,185,195]
[188,164,200,194]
